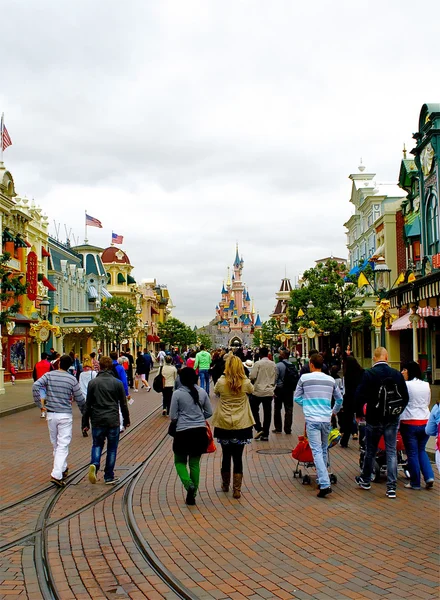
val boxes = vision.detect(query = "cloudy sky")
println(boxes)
[1,0,438,326]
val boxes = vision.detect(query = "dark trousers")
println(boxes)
[91,426,120,482]
[162,387,173,414]
[127,367,134,388]
[250,395,273,436]
[274,387,293,434]
[221,443,245,474]
[340,410,354,447]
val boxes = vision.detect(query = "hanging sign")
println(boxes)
[27,252,38,301]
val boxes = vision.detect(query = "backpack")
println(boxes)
[282,360,299,392]
[376,376,405,418]
[153,367,164,393]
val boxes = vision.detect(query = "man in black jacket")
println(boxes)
[355,346,409,498]
[82,356,130,485]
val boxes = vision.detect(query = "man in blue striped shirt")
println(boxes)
[294,353,342,497]
[33,354,85,487]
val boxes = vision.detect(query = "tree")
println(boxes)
[94,296,138,349]
[158,317,196,349]
[253,329,262,347]
[0,252,28,326]
[261,318,282,349]
[197,333,213,350]
[288,259,368,348]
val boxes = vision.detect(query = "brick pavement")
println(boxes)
[1,393,439,600]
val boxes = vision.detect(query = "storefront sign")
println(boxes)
[26,252,38,301]
[63,316,94,324]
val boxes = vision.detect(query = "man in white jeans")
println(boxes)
[33,354,85,487]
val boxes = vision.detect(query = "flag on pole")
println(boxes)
[395,272,405,285]
[112,232,123,244]
[85,214,103,228]
[357,272,370,287]
[1,114,12,151]
[297,308,305,318]
[408,272,416,282]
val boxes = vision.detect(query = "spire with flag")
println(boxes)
[112,232,123,245]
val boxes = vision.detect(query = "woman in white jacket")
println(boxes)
[400,361,434,490]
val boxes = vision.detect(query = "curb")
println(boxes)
[0,403,37,418]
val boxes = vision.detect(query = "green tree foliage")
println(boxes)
[0,252,28,326]
[94,296,138,348]
[158,317,196,349]
[253,329,262,347]
[288,259,369,346]
[197,333,213,350]
[261,318,282,349]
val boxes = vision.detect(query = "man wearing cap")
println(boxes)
[249,347,277,441]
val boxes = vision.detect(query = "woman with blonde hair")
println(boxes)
[79,355,97,437]
[212,355,254,498]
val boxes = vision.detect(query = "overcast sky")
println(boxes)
[1,0,438,326]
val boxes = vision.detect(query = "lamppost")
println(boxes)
[371,257,392,348]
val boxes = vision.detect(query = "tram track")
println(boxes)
[1,403,200,600]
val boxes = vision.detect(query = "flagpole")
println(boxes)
[84,210,88,244]
[111,231,114,246]
[0,113,4,165]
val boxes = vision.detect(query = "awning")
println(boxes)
[101,288,112,298]
[2,229,15,243]
[418,306,440,317]
[88,285,98,299]
[117,273,126,284]
[371,244,384,259]
[147,335,155,342]
[41,276,56,292]
[151,306,159,315]
[390,311,427,331]
[404,219,421,238]
[127,275,136,284]
[14,235,28,248]
[42,246,51,258]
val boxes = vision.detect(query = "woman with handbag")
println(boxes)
[169,367,213,505]
[212,355,255,499]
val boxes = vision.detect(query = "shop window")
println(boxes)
[426,194,439,255]
[412,240,421,263]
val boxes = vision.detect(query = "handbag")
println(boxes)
[153,367,164,393]
[205,421,216,453]
[168,420,177,437]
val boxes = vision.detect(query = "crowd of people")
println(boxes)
[32,342,439,508]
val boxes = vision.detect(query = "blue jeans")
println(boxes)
[91,426,120,482]
[400,423,434,488]
[306,421,331,489]
[361,421,398,490]
[199,370,210,394]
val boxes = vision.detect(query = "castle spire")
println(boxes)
[226,267,231,287]
[233,243,241,268]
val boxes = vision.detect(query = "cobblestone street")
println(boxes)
[0,386,438,600]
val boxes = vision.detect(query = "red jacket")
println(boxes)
[33,359,51,381]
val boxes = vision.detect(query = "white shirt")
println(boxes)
[79,369,97,400]
[157,351,166,366]
[400,378,431,422]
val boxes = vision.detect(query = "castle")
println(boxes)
[213,245,262,347]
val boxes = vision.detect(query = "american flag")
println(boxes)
[1,114,12,151]
[85,214,103,228]
[112,232,123,244]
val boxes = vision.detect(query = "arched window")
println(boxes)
[426,193,439,255]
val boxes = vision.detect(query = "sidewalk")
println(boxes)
[0,380,35,417]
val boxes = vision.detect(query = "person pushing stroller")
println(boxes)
[294,353,342,498]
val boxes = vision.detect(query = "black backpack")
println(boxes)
[282,360,299,392]
[153,367,164,393]
[376,376,405,418]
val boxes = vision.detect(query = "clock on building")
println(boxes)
[421,143,434,177]
[39,326,50,342]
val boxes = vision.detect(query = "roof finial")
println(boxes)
[403,143,407,160]
[358,158,365,173]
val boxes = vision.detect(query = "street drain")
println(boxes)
[256,449,292,455]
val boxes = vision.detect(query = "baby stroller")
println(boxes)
[292,428,340,485]
[358,422,410,481]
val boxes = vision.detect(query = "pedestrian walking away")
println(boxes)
[194,345,212,394]
[79,355,97,436]
[169,367,213,505]
[339,356,364,447]
[33,351,51,418]
[355,347,409,498]
[273,349,298,435]
[162,355,177,415]
[426,402,440,475]
[32,354,86,487]
[82,356,130,485]
[142,348,153,385]
[212,355,255,499]
[249,346,277,441]
[294,353,343,498]
[135,351,151,392]
[399,361,434,490]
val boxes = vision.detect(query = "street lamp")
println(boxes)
[39,297,50,319]
[371,257,392,348]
